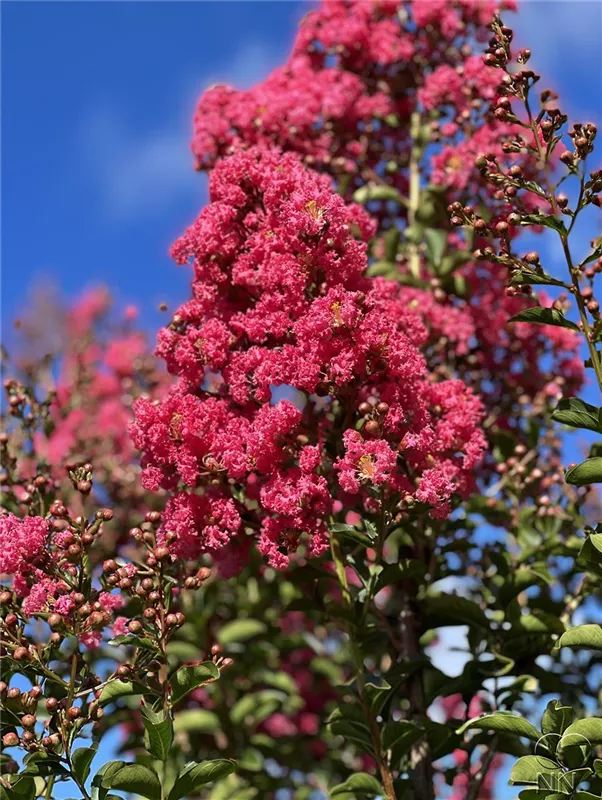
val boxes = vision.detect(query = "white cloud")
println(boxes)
[80,41,282,222]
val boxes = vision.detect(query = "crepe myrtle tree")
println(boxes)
[2,2,602,799]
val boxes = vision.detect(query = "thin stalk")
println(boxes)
[524,98,602,397]
[408,111,422,280]
[330,532,397,800]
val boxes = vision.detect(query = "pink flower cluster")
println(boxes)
[192,0,514,195]
[0,511,124,649]
[188,0,583,425]
[132,146,486,571]
[0,514,48,582]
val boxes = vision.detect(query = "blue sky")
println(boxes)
[1,3,601,798]
[2,1,601,340]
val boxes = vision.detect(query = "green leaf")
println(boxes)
[174,709,221,734]
[104,763,162,800]
[98,680,143,707]
[578,534,602,571]
[557,624,602,651]
[499,568,549,604]
[330,523,374,548]
[141,705,174,761]
[542,701,574,736]
[565,458,602,486]
[330,773,384,797]
[367,260,396,278]
[217,619,267,646]
[510,270,567,288]
[168,760,237,800]
[561,717,602,745]
[521,213,569,235]
[3,777,35,800]
[171,662,220,705]
[381,720,423,763]
[364,681,391,715]
[353,185,406,206]
[424,228,446,268]
[510,307,580,332]
[423,594,489,629]
[72,745,98,785]
[560,768,593,792]
[509,755,562,785]
[230,690,284,727]
[374,560,426,595]
[92,760,126,800]
[108,634,159,651]
[552,398,602,432]
[457,712,541,741]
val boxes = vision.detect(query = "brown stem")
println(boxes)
[465,736,499,800]
[398,582,434,800]
[330,532,397,800]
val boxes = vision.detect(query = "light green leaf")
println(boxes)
[457,712,541,741]
[542,700,574,736]
[561,717,602,745]
[353,185,406,206]
[509,755,562,785]
[174,709,221,734]
[171,662,220,705]
[424,228,447,268]
[230,690,284,727]
[510,307,580,332]
[367,260,396,278]
[217,619,267,646]
[557,624,602,651]
[565,458,602,486]
[330,773,384,797]
[168,760,237,800]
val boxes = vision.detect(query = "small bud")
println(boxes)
[154,547,170,562]
[48,614,62,629]
[364,420,381,437]
[66,706,81,721]
[45,697,59,714]
[13,647,30,662]
[21,714,36,729]
[128,620,143,634]
[2,732,19,747]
